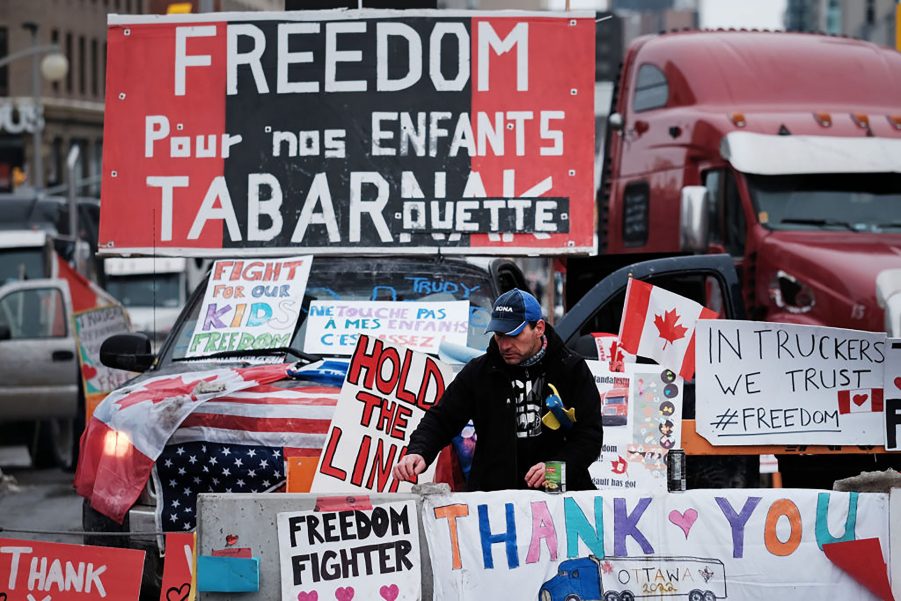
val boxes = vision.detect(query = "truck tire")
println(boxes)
[603,592,620,601]
[620,591,634,601]
[82,500,162,601]
[703,591,716,601]
[688,590,704,601]
[30,417,75,469]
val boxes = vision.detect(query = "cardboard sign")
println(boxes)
[696,320,886,445]
[74,305,135,419]
[0,538,145,600]
[312,335,454,493]
[884,339,901,451]
[587,363,682,492]
[186,257,312,357]
[277,500,421,601]
[98,11,596,257]
[420,489,889,601]
[303,300,470,355]
[159,532,196,601]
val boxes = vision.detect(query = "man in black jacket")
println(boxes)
[394,288,603,491]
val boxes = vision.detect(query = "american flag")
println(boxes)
[152,382,339,531]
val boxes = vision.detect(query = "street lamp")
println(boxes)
[20,22,69,190]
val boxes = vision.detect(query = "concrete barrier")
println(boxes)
[196,485,446,600]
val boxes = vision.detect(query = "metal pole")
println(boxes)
[67,144,80,242]
[24,22,44,190]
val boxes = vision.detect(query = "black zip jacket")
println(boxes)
[407,324,603,491]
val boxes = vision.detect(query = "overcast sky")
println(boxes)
[699,0,787,30]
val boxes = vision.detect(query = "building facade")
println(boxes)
[786,0,897,47]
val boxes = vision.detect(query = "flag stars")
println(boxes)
[222,447,231,456]
[259,460,269,469]
[247,449,256,457]
[183,487,192,496]
[222,468,231,477]
[234,458,243,467]
[176,447,185,456]
[188,455,198,464]
[183,522,191,531]
[247,470,256,478]
[164,459,173,468]
[169,514,178,523]
[172,499,180,508]
[262,480,271,488]
[177,467,187,476]
[236,479,245,488]
[209,457,218,466]
[193,477,201,485]
[169,479,177,487]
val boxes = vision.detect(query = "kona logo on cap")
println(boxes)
[496,306,514,312]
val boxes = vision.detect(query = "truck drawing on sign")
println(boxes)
[539,555,727,601]
[600,387,629,426]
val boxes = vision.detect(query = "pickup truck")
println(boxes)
[79,253,743,599]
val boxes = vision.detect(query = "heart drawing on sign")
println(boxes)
[668,508,698,538]
[894,377,901,391]
[335,587,355,601]
[380,584,400,601]
[297,591,318,601]
[853,393,869,406]
[166,583,191,601]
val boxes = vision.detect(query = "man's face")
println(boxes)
[494,320,545,365]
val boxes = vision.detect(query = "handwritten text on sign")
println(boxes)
[0,538,145,600]
[420,489,887,601]
[696,320,886,445]
[187,256,312,357]
[277,501,421,601]
[304,300,470,355]
[312,335,454,494]
[74,305,133,395]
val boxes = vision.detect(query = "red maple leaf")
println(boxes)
[611,455,628,474]
[115,374,217,410]
[654,309,688,349]
[601,560,614,574]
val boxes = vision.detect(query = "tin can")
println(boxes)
[667,449,686,492]
[544,461,566,494]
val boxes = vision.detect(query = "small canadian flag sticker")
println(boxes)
[836,388,884,414]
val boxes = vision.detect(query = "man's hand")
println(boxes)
[525,462,546,489]
[393,453,426,483]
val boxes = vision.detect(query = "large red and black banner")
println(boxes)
[100,11,596,256]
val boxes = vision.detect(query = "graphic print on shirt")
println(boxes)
[511,375,545,438]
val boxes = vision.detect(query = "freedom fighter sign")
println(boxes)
[99,11,596,257]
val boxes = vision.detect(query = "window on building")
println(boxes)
[0,28,7,97]
[866,0,875,26]
[633,64,668,112]
[50,30,60,94]
[65,33,73,93]
[78,36,86,95]
[91,39,99,98]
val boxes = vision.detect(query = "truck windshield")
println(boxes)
[106,273,182,308]
[0,249,47,284]
[746,173,901,232]
[158,257,497,366]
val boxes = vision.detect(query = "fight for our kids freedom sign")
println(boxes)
[695,320,886,446]
[186,256,312,357]
[98,11,596,256]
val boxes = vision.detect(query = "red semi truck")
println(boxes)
[566,30,901,486]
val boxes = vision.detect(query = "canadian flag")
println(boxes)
[617,278,717,381]
[837,388,884,414]
[74,363,289,523]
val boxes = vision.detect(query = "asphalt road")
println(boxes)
[0,445,83,545]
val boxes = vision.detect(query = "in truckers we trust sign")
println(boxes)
[98,10,596,256]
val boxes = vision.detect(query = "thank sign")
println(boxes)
[696,320,886,445]
[312,335,453,493]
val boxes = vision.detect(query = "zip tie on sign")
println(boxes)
[0,525,175,537]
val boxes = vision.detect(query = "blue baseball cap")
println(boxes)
[486,288,543,336]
